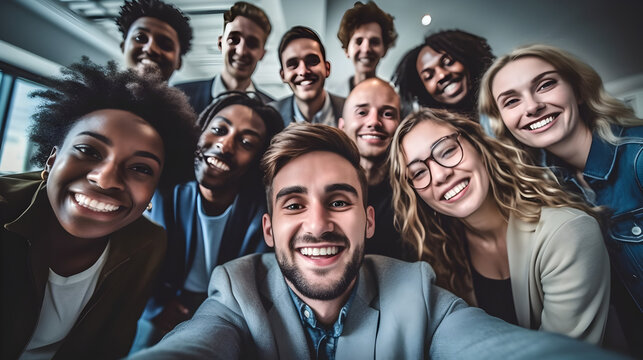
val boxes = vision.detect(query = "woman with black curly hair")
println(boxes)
[392,30,494,121]
[0,59,197,359]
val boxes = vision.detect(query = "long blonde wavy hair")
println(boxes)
[479,44,642,153]
[389,108,601,301]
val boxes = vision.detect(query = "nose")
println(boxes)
[142,38,160,55]
[360,39,371,52]
[217,134,236,155]
[364,109,382,128]
[428,159,453,186]
[524,94,545,116]
[303,201,334,238]
[435,67,450,82]
[87,161,125,191]
[295,59,311,77]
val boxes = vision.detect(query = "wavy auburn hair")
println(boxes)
[388,108,600,300]
[479,44,642,152]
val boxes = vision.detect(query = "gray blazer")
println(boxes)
[129,254,618,359]
[269,93,345,127]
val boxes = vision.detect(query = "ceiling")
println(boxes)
[28,0,643,98]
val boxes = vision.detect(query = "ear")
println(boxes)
[262,213,275,247]
[344,48,350,58]
[177,57,183,71]
[120,41,125,52]
[338,117,345,130]
[324,61,331,78]
[279,68,286,83]
[217,35,223,51]
[258,47,266,61]
[45,146,58,172]
[365,205,375,239]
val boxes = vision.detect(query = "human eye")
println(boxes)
[227,34,240,45]
[211,126,228,136]
[240,137,259,150]
[408,165,427,180]
[157,37,176,51]
[74,144,102,160]
[246,37,260,49]
[134,33,148,44]
[437,144,458,160]
[537,79,557,91]
[442,55,455,66]
[283,201,303,211]
[355,38,363,46]
[285,59,298,69]
[129,164,154,176]
[370,37,382,46]
[329,200,350,208]
[502,97,519,108]
[422,71,433,81]
[304,55,321,67]
[382,109,397,119]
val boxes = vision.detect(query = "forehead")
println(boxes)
[127,17,179,40]
[402,120,454,156]
[272,151,364,198]
[65,109,163,149]
[351,22,383,38]
[345,83,399,113]
[281,38,323,62]
[205,104,266,135]
[223,15,267,41]
[492,57,557,95]
[417,45,449,69]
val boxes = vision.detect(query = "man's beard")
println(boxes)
[276,232,364,301]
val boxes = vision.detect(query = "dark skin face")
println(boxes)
[416,45,469,106]
[121,16,182,81]
[45,109,164,275]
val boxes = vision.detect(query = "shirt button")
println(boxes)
[304,309,310,318]
[632,225,642,236]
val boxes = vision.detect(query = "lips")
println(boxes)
[442,179,469,201]
[73,193,121,213]
[294,75,318,88]
[358,132,388,143]
[299,246,340,256]
[523,113,559,131]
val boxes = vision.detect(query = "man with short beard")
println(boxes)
[175,1,274,114]
[270,26,345,127]
[129,124,619,360]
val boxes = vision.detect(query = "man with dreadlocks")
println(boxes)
[116,0,193,82]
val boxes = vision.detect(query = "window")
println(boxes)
[0,73,47,174]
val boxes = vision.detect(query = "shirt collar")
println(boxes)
[287,279,357,337]
[211,74,257,100]
[292,92,333,126]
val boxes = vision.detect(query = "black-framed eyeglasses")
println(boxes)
[406,132,463,190]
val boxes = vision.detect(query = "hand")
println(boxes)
[151,298,191,333]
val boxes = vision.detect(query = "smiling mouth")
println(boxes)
[441,81,462,96]
[525,114,558,130]
[359,133,387,140]
[74,193,121,212]
[443,179,469,200]
[206,156,231,171]
[299,246,341,257]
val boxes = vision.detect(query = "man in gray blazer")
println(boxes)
[129,124,619,360]
[270,26,344,127]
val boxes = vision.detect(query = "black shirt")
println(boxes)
[471,266,519,326]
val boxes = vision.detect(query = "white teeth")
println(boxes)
[443,82,458,95]
[528,116,554,130]
[299,80,313,86]
[443,180,469,200]
[299,246,339,257]
[74,193,120,212]
[140,59,153,65]
[360,134,384,140]
[206,157,230,171]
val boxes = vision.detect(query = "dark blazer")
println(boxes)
[269,92,345,127]
[1,172,166,360]
[174,76,275,115]
[141,180,270,321]
[129,254,616,360]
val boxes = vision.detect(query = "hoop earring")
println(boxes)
[146,202,153,211]
[40,169,49,181]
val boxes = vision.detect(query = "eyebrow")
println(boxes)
[275,186,306,202]
[325,183,358,196]
[77,131,162,165]
[495,70,558,101]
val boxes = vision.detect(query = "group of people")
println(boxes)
[1,0,641,359]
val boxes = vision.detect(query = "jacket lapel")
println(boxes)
[506,212,537,329]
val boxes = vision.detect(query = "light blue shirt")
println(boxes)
[292,91,334,126]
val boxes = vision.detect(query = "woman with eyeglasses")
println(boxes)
[388,108,610,344]
[129,91,284,353]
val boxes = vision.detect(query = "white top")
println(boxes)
[20,242,110,360]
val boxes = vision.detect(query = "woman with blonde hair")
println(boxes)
[479,44,642,353]
[389,108,610,344]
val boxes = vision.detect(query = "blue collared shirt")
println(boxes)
[292,91,335,126]
[287,283,357,360]
[545,125,643,311]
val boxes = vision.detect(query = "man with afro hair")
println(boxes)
[117,0,193,82]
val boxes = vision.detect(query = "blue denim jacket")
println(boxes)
[545,125,643,311]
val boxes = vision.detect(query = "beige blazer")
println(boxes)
[505,206,610,344]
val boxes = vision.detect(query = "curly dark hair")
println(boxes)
[392,29,494,117]
[337,1,397,51]
[116,0,193,56]
[29,58,198,191]
[196,91,285,187]
[224,1,271,38]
